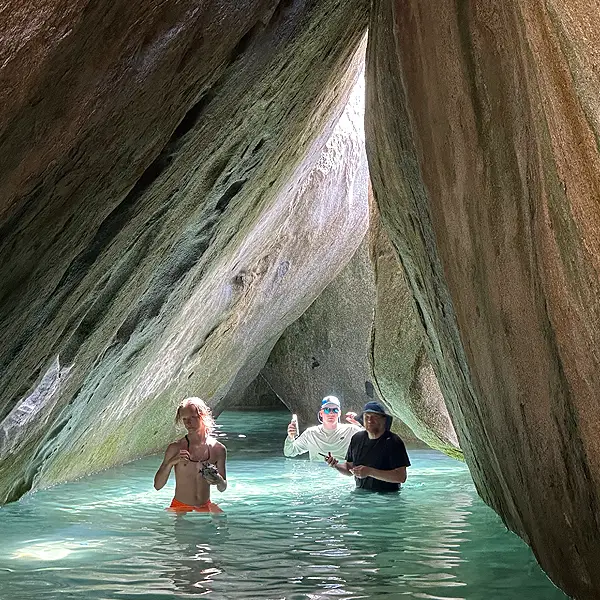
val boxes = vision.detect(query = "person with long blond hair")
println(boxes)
[154,397,227,513]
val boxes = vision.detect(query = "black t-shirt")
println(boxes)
[346,430,411,492]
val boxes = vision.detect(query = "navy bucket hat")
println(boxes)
[360,401,393,430]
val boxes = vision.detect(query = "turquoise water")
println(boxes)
[0,411,566,600]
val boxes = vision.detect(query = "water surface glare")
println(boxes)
[0,411,566,599]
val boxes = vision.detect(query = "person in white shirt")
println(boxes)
[284,396,362,461]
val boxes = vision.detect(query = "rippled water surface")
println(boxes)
[0,411,566,599]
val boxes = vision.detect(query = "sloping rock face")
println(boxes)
[366,1,600,597]
[0,0,369,503]
[254,239,376,426]
[243,206,457,451]
[370,208,460,458]
[211,77,370,416]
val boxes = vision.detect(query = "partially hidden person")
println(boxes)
[284,395,362,461]
[154,397,227,513]
[324,401,410,491]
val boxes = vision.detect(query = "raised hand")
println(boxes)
[172,449,192,465]
[287,420,298,439]
[200,463,221,485]
[345,412,361,426]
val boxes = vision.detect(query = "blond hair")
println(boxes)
[175,397,215,435]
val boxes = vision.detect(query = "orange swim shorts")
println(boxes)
[168,498,224,514]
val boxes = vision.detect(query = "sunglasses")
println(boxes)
[322,407,340,414]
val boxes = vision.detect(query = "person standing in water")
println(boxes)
[154,397,227,513]
[284,396,362,461]
[324,401,410,491]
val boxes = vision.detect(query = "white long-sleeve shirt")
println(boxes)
[284,423,363,461]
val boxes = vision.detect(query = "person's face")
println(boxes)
[181,405,203,432]
[363,412,386,435]
[320,406,340,428]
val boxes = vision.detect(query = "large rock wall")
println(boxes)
[366,1,600,597]
[255,238,376,426]
[243,203,457,452]
[370,207,460,458]
[0,0,369,503]
[209,76,370,417]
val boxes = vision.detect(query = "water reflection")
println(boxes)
[163,514,229,596]
[0,411,567,600]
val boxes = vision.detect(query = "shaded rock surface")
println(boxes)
[369,207,460,458]
[251,238,378,426]
[242,205,456,451]
[226,375,284,412]
[367,1,600,597]
[0,0,369,503]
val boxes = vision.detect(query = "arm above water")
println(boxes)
[213,443,227,493]
[335,460,355,477]
[153,442,180,490]
[283,427,313,457]
[352,435,410,483]
[324,452,354,477]
[352,465,407,483]
[344,413,363,429]
[199,441,228,493]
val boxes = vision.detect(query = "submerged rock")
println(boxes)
[367,0,600,597]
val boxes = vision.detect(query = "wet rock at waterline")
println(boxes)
[367,1,600,598]
[0,0,369,503]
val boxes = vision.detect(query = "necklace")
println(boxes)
[185,434,210,462]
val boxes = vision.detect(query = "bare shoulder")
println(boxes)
[207,436,227,456]
[165,439,183,457]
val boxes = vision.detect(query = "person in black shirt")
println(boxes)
[324,401,410,492]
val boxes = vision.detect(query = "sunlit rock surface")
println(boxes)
[254,239,375,427]
[366,1,600,597]
[0,0,369,503]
